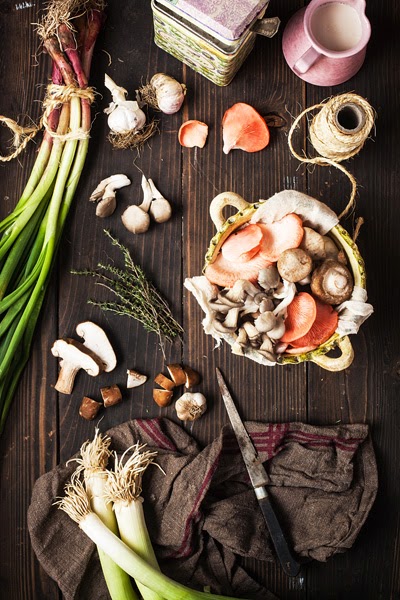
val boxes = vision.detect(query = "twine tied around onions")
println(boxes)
[0,83,95,162]
[288,93,375,218]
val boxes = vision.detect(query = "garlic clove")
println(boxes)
[178,120,208,148]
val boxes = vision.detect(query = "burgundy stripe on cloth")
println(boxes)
[136,418,177,451]
[169,455,221,559]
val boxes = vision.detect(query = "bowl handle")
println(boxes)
[310,336,354,372]
[210,192,250,230]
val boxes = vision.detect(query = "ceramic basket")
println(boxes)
[202,192,369,372]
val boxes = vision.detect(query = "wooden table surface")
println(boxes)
[0,1,399,598]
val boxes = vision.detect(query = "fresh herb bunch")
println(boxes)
[72,230,183,356]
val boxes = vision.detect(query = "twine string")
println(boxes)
[0,83,95,162]
[288,93,375,219]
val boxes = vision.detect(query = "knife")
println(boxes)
[216,368,300,577]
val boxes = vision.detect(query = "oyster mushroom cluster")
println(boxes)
[185,222,355,365]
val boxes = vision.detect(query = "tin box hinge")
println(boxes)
[252,16,281,38]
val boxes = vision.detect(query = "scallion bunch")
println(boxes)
[0,0,105,434]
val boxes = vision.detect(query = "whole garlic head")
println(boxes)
[175,392,207,421]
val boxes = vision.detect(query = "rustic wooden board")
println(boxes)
[0,0,399,599]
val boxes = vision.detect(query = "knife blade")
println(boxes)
[216,368,300,577]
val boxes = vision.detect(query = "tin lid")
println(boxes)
[157,0,270,41]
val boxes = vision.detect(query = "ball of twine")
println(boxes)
[288,93,375,218]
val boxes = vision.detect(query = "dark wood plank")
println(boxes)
[0,0,399,598]
[304,1,400,598]
[182,2,308,597]
[0,2,60,598]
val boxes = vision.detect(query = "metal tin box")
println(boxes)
[151,0,279,86]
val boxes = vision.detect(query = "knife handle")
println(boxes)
[256,488,300,577]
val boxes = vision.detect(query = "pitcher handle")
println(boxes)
[310,336,354,371]
[293,46,321,75]
[209,192,250,230]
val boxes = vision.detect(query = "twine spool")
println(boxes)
[288,93,375,218]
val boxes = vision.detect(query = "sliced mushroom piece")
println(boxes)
[258,265,280,291]
[153,389,174,407]
[166,363,187,386]
[79,396,103,420]
[51,339,104,395]
[101,384,123,407]
[223,279,259,303]
[183,365,201,388]
[76,321,117,373]
[300,227,326,261]
[127,369,147,388]
[154,373,176,391]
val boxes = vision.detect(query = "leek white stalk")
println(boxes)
[106,444,162,600]
[74,430,138,600]
[58,475,245,600]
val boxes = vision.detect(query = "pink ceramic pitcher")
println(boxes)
[282,0,371,86]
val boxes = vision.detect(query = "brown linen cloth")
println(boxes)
[28,418,378,600]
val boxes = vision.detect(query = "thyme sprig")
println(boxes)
[72,230,183,356]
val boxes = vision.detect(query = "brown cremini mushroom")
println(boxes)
[51,339,104,395]
[183,365,201,388]
[311,259,353,305]
[277,248,313,283]
[166,363,187,386]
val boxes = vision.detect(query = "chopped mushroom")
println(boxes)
[166,364,187,386]
[153,389,173,407]
[79,396,102,420]
[101,384,123,407]
[51,338,104,394]
[154,373,176,391]
[76,321,117,373]
[127,369,147,388]
[183,365,201,388]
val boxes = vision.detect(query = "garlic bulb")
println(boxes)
[104,74,146,134]
[175,392,207,421]
[149,73,186,114]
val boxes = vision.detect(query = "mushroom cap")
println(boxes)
[311,259,353,305]
[277,248,313,283]
[76,321,117,372]
[300,227,326,261]
[121,205,150,234]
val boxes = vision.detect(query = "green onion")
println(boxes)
[0,0,105,434]
[58,475,248,600]
[73,430,138,600]
[105,444,164,600]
